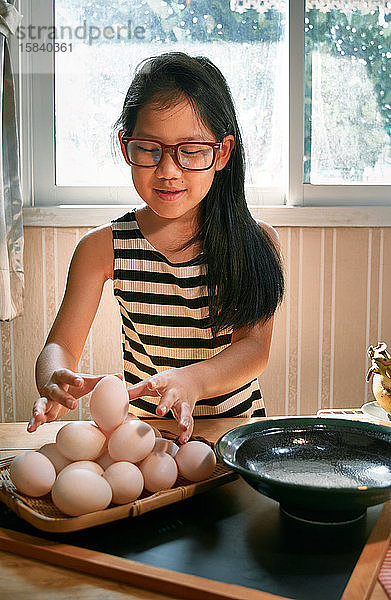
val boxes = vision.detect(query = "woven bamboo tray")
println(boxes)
[0,430,238,533]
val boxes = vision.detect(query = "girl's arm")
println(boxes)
[128,222,280,443]
[28,225,116,432]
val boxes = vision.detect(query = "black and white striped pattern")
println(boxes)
[111,210,265,419]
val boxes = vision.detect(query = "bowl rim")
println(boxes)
[215,417,391,495]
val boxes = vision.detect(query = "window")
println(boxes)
[11,1,391,206]
[303,0,391,204]
[304,2,391,187]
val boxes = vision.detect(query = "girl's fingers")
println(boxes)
[171,401,192,430]
[178,409,194,444]
[32,398,54,429]
[29,410,48,432]
[65,373,121,399]
[178,403,193,431]
[69,373,125,399]
[41,384,77,409]
[77,373,123,385]
[67,374,104,397]
[179,427,193,444]
[27,416,38,432]
[45,403,66,423]
[53,369,83,387]
[57,405,70,418]
[27,396,71,432]
[169,402,194,443]
[127,377,162,400]
[155,389,179,417]
[33,397,49,418]
[27,372,123,433]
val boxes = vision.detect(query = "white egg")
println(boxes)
[89,420,111,439]
[60,460,104,476]
[96,447,115,470]
[51,469,112,516]
[38,442,71,474]
[175,441,216,482]
[108,420,155,463]
[103,462,144,504]
[10,451,56,497]
[153,438,179,457]
[139,452,178,493]
[56,422,106,461]
[90,375,129,433]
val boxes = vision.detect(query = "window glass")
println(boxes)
[54,0,288,188]
[304,2,391,184]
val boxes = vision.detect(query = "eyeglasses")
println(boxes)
[119,131,222,171]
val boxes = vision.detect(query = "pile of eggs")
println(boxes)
[10,375,216,516]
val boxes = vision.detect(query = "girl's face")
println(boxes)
[128,97,234,220]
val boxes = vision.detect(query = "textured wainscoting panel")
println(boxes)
[1,225,391,422]
[12,228,46,422]
[258,227,391,416]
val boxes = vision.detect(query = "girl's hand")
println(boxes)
[127,369,201,444]
[27,370,123,433]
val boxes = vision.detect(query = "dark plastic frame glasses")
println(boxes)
[119,131,222,171]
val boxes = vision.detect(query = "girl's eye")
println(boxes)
[137,145,160,154]
[180,145,211,155]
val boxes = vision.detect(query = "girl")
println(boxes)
[28,52,284,444]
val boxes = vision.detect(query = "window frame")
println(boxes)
[10,0,391,208]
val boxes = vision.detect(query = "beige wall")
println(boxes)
[1,226,390,422]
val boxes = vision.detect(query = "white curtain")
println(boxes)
[0,0,23,321]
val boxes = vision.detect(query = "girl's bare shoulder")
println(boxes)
[257,220,280,253]
[74,224,114,281]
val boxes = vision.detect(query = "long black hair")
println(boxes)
[111,52,284,337]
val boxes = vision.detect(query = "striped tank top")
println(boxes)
[111,209,266,419]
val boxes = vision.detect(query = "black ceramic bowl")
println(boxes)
[215,418,391,524]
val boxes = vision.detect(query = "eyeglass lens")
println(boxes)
[127,140,215,170]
